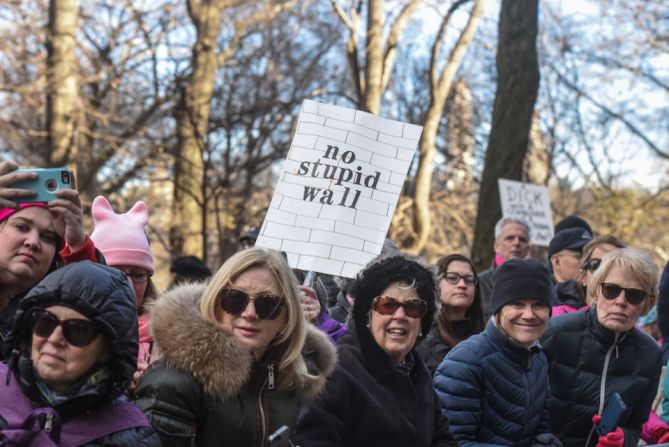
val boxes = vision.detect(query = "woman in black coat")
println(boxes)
[136,247,337,447]
[296,255,457,447]
[543,248,663,447]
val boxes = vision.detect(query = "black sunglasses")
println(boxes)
[443,272,477,287]
[600,282,648,305]
[219,288,285,320]
[29,309,99,347]
[584,258,601,273]
[372,296,427,319]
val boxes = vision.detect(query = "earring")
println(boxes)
[366,323,370,328]
[419,332,423,337]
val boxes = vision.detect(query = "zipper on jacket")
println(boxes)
[268,364,275,390]
[257,372,269,447]
[43,413,54,432]
[584,332,620,447]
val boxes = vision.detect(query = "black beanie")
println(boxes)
[491,258,553,315]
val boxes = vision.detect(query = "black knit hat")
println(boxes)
[491,258,553,315]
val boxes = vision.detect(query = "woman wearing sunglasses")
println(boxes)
[0,261,160,445]
[433,258,559,447]
[542,248,663,447]
[135,247,336,447]
[296,255,458,446]
[416,254,485,375]
[553,235,626,317]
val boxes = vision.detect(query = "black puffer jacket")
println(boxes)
[1,261,160,446]
[295,323,457,447]
[542,308,662,447]
[135,283,337,447]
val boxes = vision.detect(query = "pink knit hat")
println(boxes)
[0,203,47,222]
[0,203,65,250]
[90,196,154,273]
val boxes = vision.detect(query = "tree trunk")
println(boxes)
[471,0,540,268]
[170,0,225,260]
[363,0,384,114]
[46,0,78,166]
[408,0,484,254]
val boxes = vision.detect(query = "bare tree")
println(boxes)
[331,0,422,113]
[407,0,484,254]
[471,0,540,268]
[170,0,295,259]
[47,0,78,165]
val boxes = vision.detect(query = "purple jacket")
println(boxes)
[319,313,348,343]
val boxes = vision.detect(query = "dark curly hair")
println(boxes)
[350,255,437,341]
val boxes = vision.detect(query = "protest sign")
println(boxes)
[498,178,554,246]
[255,100,422,277]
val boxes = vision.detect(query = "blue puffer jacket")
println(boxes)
[433,319,553,447]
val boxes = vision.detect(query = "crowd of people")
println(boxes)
[2,159,669,447]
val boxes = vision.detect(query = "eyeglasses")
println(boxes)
[600,282,648,305]
[371,296,427,319]
[219,288,285,320]
[117,268,151,283]
[29,309,99,347]
[584,258,601,273]
[443,272,477,287]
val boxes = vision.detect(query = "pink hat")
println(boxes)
[90,196,154,273]
[0,203,65,250]
[0,203,47,222]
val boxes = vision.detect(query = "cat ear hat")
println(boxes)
[90,196,154,273]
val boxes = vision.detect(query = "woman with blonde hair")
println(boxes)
[136,247,336,447]
[543,248,663,447]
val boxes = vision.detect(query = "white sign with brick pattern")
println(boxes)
[255,100,422,278]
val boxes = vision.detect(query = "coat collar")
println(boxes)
[586,307,629,346]
[485,319,542,367]
[150,283,336,400]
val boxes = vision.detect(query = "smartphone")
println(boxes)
[11,168,75,203]
[596,392,627,436]
[302,271,315,288]
[267,425,292,447]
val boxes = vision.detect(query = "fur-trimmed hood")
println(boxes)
[149,282,336,400]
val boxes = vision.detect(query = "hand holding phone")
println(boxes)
[0,160,39,207]
[595,392,627,437]
[11,168,75,203]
